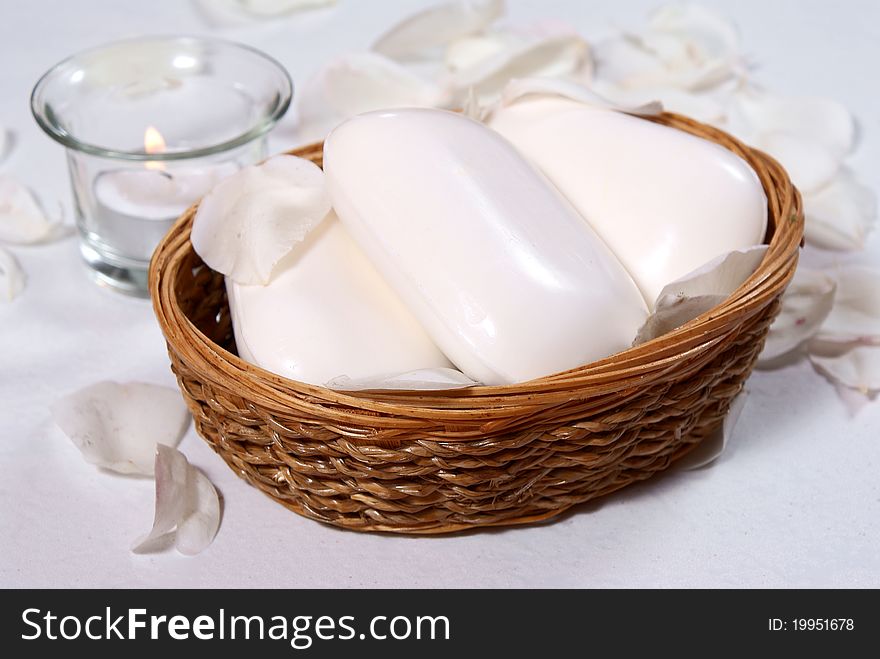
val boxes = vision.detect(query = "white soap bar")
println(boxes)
[323,108,648,385]
[226,213,452,385]
[488,97,768,305]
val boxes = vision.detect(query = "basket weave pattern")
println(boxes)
[151,115,803,534]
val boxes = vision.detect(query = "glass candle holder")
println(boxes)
[31,36,292,296]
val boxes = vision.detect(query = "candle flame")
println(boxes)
[144,125,166,171]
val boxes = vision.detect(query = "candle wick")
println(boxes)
[158,170,174,181]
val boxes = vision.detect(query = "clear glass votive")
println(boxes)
[31,36,292,296]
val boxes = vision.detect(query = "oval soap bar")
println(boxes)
[488,97,768,305]
[323,108,648,385]
[226,213,452,385]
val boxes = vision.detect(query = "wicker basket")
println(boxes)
[149,113,803,534]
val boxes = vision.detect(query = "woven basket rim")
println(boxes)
[149,111,803,424]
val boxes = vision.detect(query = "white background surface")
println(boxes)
[1,0,878,588]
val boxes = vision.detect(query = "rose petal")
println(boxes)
[446,33,591,105]
[810,345,880,395]
[593,36,670,90]
[74,39,207,99]
[730,85,855,158]
[296,52,441,141]
[445,32,516,72]
[0,176,63,244]
[648,3,740,63]
[132,445,220,556]
[498,77,663,116]
[676,390,747,470]
[373,0,504,60]
[327,367,478,391]
[803,169,877,251]
[194,0,335,26]
[594,3,740,93]
[757,267,836,364]
[0,246,25,302]
[238,0,334,16]
[51,382,190,475]
[754,131,840,194]
[833,381,875,416]
[0,128,9,161]
[589,79,722,123]
[634,245,768,343]
[191,155,332,285]
[811,265,880,346]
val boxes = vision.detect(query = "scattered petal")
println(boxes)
[327,367,479,391]
[191,155,332,285]
[803,169,876,250]
[833,381,875,416]
[589,79,722,122]
[758,267,836,364]
[811,265,880,346]
[634,245,767,344]
[446,33,591,105]
[296,52,441,141]
[445,32,516,72]
[0,246,25,302]
[0,128,9,161]
[810,345,880,395]
[0,176,63,244]
[648,3,740,63]
[676,390,747,470]
[754,131,840,193]
[194,0,335,26]
[373,0,505,60]
[593,36,669,89]
[133,445,220,556]
[51,382,190,476]
[730,85,855,158]
[497,76,663,116]
[76,39,207,98]
[594,4,740,92]
[238,0,334,16]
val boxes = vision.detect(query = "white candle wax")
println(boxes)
[92,162,237,261]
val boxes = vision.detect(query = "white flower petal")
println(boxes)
[191,155,332,285]
[803,169,877,251]
[0,176,63,244]
[445,32,515,72]
[589,79,722,122]
[0,128,9,162]
[296,52,441,141]
[327,367,478,391]
[51,382,190,476]
[634,245,767,344]
[447,34,591,106]
[373,0,504,60]
[811,265,880,346]
[676,390,747,470]
[74,39,207,98]
[194,0,334,26]
[648,3,740,62]
[810,345,880,395]
[498,77,663,116]
[833,381,875,416]
[238,0,334,16]
[758,267,836,364]
[595,3,740,93]
[132,445,220,556]
[730,85,855,158]
[755,131,840,193]
[0,246,25,302]
[593,36,669,90]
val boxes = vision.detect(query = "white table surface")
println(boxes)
[2,0,878,588]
